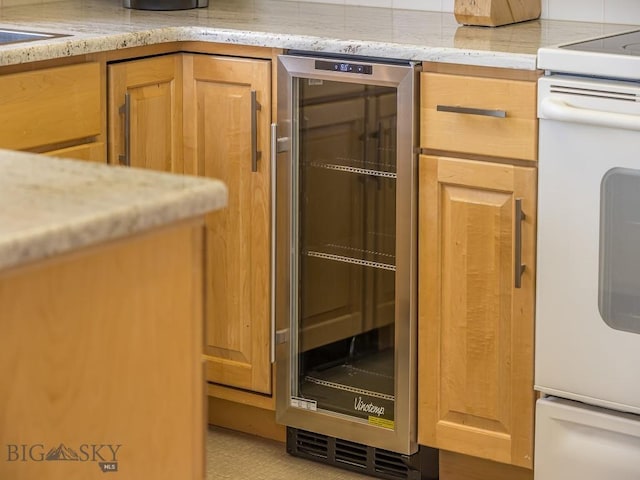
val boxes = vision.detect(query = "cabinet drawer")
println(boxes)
[420,72,537,161]
[44,141,106,163]
[0,62,101,150]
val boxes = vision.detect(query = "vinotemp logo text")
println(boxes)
[6,443,122,473]
[353,396,385,417]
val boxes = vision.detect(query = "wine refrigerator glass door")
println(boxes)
[275,55,417,455]
[297,76,397,423]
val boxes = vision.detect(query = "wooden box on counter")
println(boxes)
[454,0,541,27]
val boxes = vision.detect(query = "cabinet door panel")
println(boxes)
[108,55,183,173]
[418,155,536,468]
[183,54,271,395]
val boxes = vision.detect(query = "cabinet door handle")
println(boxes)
[118,93,131,167]
[514,198,526,288]
[436,104,507,118]
[270,123,277,364]
[251,90,262,172]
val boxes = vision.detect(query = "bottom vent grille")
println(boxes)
[295,430,329,459]
[336,438,368,469]
[286,427,438,480]
[375,449,412,478]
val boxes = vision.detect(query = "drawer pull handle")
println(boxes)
[251,90,262,172]
[436,104,507,118]
[514,198,526,289]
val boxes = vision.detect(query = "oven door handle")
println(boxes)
[540,97,640,132]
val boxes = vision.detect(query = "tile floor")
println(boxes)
[206,426,379,479]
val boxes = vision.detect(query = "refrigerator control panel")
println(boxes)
[315,60,373,74]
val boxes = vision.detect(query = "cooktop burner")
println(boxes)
[561,29,640,56]
[538,29,640,81]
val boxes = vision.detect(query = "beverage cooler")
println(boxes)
[273,53,436,479]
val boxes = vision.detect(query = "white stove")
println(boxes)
[538,29,640,80]
[535,28,640,480]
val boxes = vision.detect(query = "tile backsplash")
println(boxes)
[297,0,640,25]
[2,0,640,25]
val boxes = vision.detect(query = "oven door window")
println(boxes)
[599,167,640,334]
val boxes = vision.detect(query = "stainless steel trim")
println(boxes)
[118,93,131,167]
[437,104,507,118]
[270,123,278,364]
[251,90,262,172]
[515,198,526,289]
[277,136,290,153]
[275,329,289,345]
[275,54,419,455]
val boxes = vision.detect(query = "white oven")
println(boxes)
[536,30,640,479]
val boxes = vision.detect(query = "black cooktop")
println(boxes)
[562,29,640,56]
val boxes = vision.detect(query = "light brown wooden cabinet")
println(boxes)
[107,51,273,398]
[183,53,272,395]
[418,154,536,468]
[417,67,538,475]
[108,54,183,172]
[420,71,537,162]
[0,221,206,480]
[0,61,104,162]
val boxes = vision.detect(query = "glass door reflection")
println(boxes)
[295,77,398,428]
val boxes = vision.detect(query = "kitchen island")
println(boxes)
[0,151,226,480]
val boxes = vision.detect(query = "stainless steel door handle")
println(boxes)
[515,198,526,288]
[270,122,277,364]
[118,92,131,166]
[437,104,507,118]
[251,90,262,172]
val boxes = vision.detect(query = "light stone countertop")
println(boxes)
[0,0,635,70]
[0,0,635,270]
[0,151,227,272]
